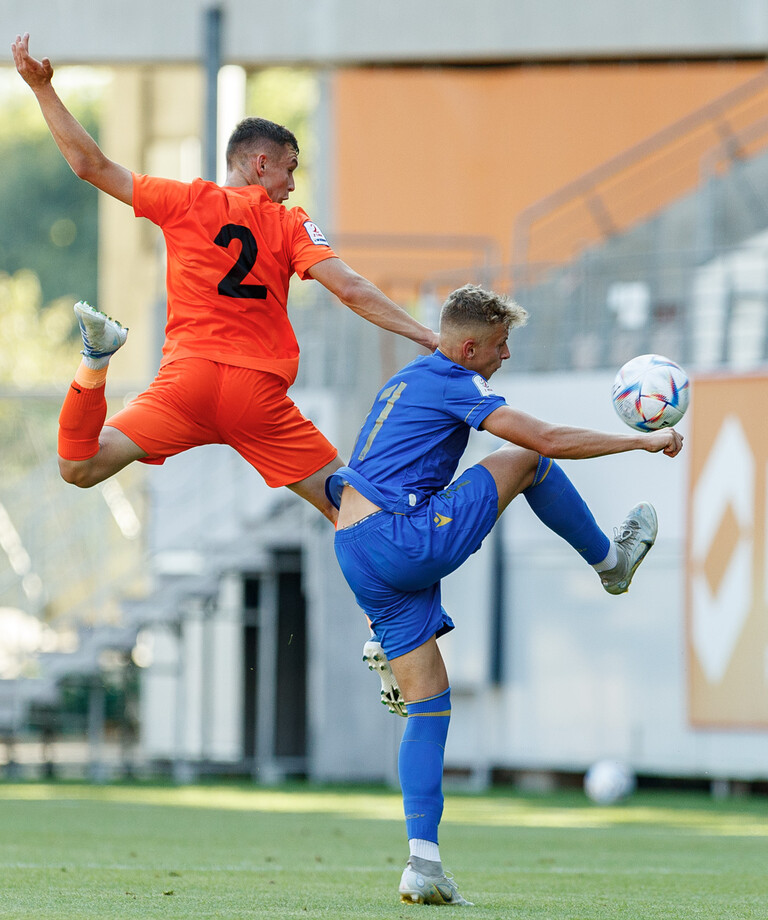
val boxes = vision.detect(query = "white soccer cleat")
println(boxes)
[74,300,128,369]
[398,861,473,906]
[600,501,658,596]
[363,638,407,717]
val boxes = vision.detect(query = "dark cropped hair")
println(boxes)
[225,117,299,168]
[440,283,528,332]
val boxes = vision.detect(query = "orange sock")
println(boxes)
[58,382,107,461]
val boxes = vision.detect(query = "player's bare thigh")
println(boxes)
[285,454,344,524]
[477,444,540,517]
[389,635,449,702]
[58,425,148,489]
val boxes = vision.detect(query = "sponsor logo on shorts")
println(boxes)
[433,513,453,528]
[440,480,471,497]
[472,374,496,397]
[303,220,329,245]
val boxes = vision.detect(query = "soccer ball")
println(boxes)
[612,354,690,431]
[584,759,636,805]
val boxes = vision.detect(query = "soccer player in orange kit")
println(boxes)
[12,33,438,523]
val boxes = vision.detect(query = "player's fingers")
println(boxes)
[664,432,682,456]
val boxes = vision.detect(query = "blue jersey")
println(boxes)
[326,349,506,514]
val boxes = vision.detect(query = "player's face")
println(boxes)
[466,324,510,379]
[261,145,298,203]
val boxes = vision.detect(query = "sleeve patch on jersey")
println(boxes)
[303,220,329,245]
[472,374,496,397]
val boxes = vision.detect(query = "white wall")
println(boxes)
[2,1,767,65]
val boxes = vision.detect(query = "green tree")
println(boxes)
[0,81,99,307]
[246,68,319,213]
[0,269,76,386]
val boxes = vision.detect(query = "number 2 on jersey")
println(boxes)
[214,224,268,299]
[357,382,407,461]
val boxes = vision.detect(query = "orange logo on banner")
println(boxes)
[687,373,768,727]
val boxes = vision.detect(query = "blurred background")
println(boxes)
[0,0,767,794]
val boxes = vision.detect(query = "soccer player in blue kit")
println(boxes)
[325,284,684,906]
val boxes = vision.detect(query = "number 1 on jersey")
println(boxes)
[357,382,407,461]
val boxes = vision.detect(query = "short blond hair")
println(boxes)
[439,284,528,333]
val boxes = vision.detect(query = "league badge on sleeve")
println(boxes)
[472,374,496,397]
[303,221,329,246]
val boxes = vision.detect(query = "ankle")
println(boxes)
[409,855,443,875]
[593,542,618,573]
[75,362,109,388]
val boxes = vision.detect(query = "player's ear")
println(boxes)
[462,338,476,359]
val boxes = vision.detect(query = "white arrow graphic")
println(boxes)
[690,415,754,684]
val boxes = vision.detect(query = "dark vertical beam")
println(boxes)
[489,523,507,685]
[203,6,223,181]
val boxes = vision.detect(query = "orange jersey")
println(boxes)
[132,174,337,384]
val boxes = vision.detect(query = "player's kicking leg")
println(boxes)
[58,301,145,487]
[480,446,657,595]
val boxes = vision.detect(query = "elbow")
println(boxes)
[529,434,572,461]
[335,274,370,308]
[69,152,108,186]
[70,158,96,183]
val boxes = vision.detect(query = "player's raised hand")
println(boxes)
[644,428,683,457]
[11,33,53,91]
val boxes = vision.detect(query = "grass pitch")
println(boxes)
[0,782,766,919]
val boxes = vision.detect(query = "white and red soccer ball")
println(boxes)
[612,354,690,432]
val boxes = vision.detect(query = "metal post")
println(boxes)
[255,570,279,783]
[489,523,506,686]
[203,6,223,182]
[88,675,107,784]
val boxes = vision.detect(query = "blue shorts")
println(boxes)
[333,464,498,660]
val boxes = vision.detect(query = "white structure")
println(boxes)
[2,0,768,64]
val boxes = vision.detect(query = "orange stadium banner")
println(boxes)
[687,373,768,728]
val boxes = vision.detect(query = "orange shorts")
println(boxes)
[106,358,338,488]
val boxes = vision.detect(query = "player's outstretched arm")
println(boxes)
[308,257,438,352]
[11,33,132,205]
[481,405,684,459]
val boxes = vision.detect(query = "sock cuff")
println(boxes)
[405,688,451,715]
[409,840,441,863]
[532,455,554,486]
[65,381,107,406]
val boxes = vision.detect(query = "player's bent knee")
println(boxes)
[484,443,539,473]
[58,457,99,489]
[478,445,540,507]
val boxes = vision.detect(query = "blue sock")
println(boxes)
[398,688,451,845]
[523,457,610,565]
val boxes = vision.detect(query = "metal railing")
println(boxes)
[512,66,768,272]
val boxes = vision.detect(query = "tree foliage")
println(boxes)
[0,81,99,309]
[0,270,76,386]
